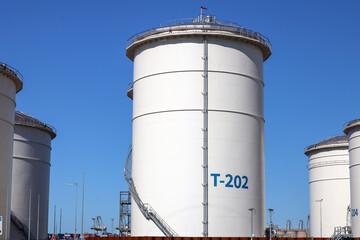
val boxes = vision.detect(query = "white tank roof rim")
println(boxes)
[343,118,360,134]
[126,14,272,61]
[0,61,23,92]
[15,110,57,139]
[304,135,348,155]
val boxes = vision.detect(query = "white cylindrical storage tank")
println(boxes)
[304,135,350,237]
[0,62,23,240]
[10,111,56,240]
[126,15,271,237]
[344,119,360,237]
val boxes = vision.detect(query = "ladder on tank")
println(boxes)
[11,211,36,240]
[124,145,179,237]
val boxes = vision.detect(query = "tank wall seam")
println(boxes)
[349,162,360,168]
[13,138,52,150]
[0,92,16,105]
[0,116,15,127]
[132,109,265,122]
[308,153,349,162]
[13,156,51,166]
[309,177,350,184]
[348,144,360,152]
[347,133,360,142]
[308,162,349,170]
[133,70,263,87]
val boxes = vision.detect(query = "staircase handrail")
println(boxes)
[11,211,36,240]
[124,145,179,237]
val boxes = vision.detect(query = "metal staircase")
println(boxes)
[11,211,35,240]
[331,226,352,240]
[124,145,179,237]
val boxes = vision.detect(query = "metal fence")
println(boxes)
[15,117,57,138]
[126,15,271,50]
[0,61,23,82]
[343,118,360,130]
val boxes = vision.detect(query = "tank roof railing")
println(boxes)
[0,62,23,82]
[343,118,360,130]
[126,14,271,51]
[304,136,348,152]
[15,117,57,138]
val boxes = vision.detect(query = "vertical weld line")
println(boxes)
[202,35,209,237]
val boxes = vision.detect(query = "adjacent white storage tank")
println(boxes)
[344,119,360,237]
[10,111,56,240]
[126,15,271,237]
[0,62,23,240]
[304,136,350,237]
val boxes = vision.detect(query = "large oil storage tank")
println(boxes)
[10,111,56,240]
[343,119,360,237]
[304,135,350,237]
[0,62,23,240]
[126,14,271,237]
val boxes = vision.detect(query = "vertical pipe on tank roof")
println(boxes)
[202,35,209,237]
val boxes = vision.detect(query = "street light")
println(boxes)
[66,182,78,237]
[315,199,323,237]
[268,208,274,240]
[249,208,256,240]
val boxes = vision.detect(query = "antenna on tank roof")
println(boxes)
[200,6,207,21]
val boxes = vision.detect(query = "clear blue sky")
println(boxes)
[1,0,360,234]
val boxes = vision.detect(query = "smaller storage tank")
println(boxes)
[296,220,307,238]
[10,111,56,240]
[296,230,307,238]
[285,230,296,238]
[305,136,350,237]
[0,62,23,240]
[344,119,360,237]
[276,230,285,236]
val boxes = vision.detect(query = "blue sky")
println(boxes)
[1,0,360,234]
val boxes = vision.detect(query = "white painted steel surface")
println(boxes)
[305,136,350,237]
[0,64,22,240]
[344,120,360,237]
[128,21,270,237]
[10,111,56,240]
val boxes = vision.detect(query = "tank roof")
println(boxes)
[0,62,23,93]
[126,14,272,61]
[343,118,360,135]
[304,135,348,155]
[15,111,57,139]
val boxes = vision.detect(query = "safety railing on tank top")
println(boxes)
[304,139,348,153]
[15,117,57,138]
[343,118,360,130]
[11,211,36,240]
[126,14,271,51]
[0,62,23,82]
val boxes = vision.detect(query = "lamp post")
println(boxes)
[66,182,78,238]
[111,218,114,233]
[268,208,274,240]
[315,199,323,237]
[81,173,85,238]
[249,208,256,240]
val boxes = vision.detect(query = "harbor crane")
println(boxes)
[91,216,107,235]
